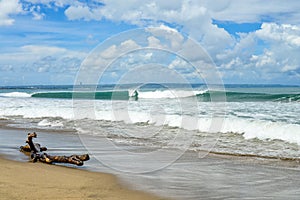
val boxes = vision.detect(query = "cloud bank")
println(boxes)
[1,0,300,85]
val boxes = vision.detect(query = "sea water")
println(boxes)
[0,84,300,159]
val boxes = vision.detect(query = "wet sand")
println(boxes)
[0,157,165,200]
[1,127,300,199]
[0,127,166,200]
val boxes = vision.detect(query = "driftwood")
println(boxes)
[20,132,89,166]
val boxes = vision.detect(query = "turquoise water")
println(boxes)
[1,84,299,102]
[32,91,134,100]
[14,89,300,102]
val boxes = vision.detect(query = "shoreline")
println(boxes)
[0,127,169,200]
[2,123,299,169]
[0,156,167,200]
[2,125,300,199]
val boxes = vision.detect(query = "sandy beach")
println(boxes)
[1,126,300,199]
[0,157,166,200]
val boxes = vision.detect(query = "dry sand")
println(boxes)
[0,157,166,200]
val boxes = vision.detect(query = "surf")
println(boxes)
[28,90,300,102]
[0,92,31,98]
[196,91,300,102]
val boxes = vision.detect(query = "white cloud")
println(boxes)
[119,39,141,52]
[0,45,86,74]
[0,0,23,26]
[58,1,298,61]
[282,64,298,72]
[21,0,300,25]
[147,25,184,51]
[79,38,142,81]
[62,1,234,54]
[215,22,300,83]
[100,39,140,59]
[65,5,97,21]
[256,23,300,47]
[100,45,117,59]
[208,0,300,24]
[29,5,45,20]
[23,0,75,20]
[251,50,276,68]
[168,58,196,78]
[3,0,300,84]
[254,23,300,75]
[23,0,72,8]
[21,45,67,55]
[179,38,212,63]
[147,36,163,48]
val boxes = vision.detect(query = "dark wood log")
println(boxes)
[39,154,89,166]
[20,132,89,166]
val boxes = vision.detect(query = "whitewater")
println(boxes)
[0,84,300,159]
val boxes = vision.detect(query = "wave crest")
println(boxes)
[136,89,207,99]
[0,92,31,98]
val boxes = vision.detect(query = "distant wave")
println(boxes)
[31,91,134,100]
[197,91,300,102]
[30,90,206,100]
[1,89,299,102]
[136,89,208,99]
[0,92,31,98]
[137,90,300,102]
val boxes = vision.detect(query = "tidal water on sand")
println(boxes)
[1,128,300,199]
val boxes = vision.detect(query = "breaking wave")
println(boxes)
[15,90,299,102]
[0,92,31,98]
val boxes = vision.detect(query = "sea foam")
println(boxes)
[0,92,31,98]
[137,89,207,99]
[1,91,300,146]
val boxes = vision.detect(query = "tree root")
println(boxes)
[20,132,89,166]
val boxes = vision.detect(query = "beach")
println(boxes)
[2,1,300,199]
[0,157,164,200]
[0,127,168,200]
[1,127,300,199]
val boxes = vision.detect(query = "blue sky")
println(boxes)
[0,0,300,86]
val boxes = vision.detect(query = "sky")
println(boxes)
[0,0,300,86]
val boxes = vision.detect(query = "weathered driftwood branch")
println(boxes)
[20,132,89,166]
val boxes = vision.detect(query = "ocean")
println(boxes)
[1,84,300,199]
